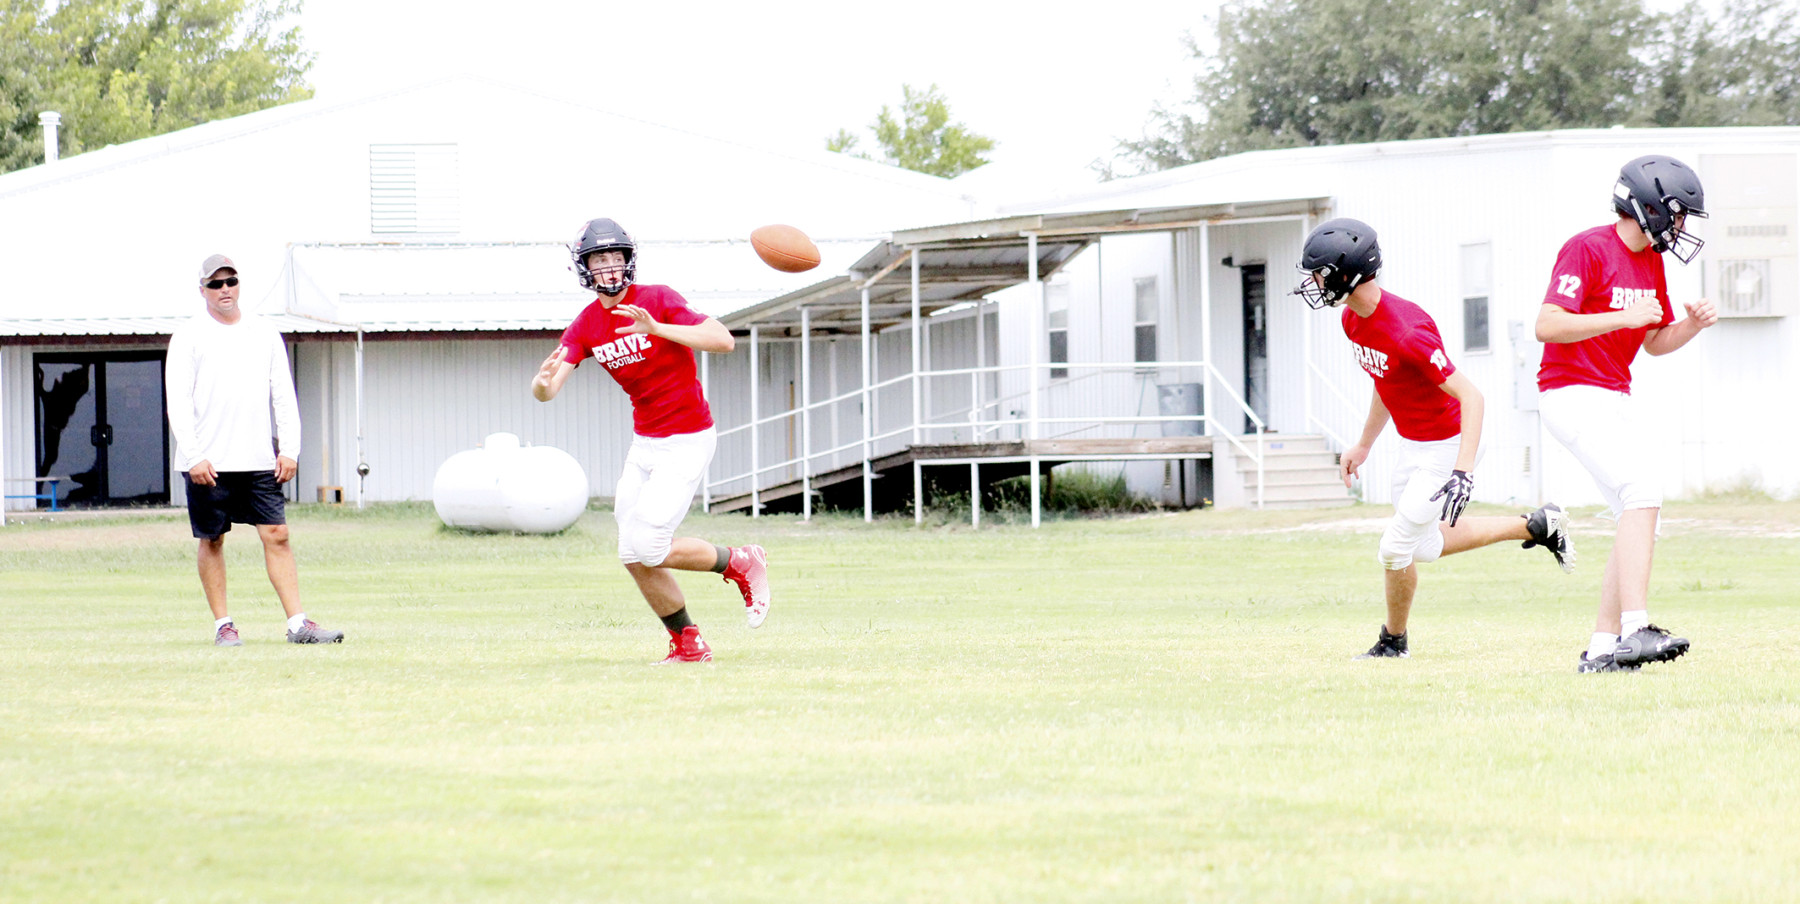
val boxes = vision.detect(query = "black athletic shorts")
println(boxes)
[184,470,287,539]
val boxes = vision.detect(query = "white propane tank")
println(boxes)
[432,433,589,533]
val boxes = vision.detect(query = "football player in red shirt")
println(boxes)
[532,218,771,664]
[1298,219,1575,660]
[1536,156,1718,673]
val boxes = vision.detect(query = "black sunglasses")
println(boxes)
[203,276,239,290]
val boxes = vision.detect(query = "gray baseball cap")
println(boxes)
[198,253,237,283]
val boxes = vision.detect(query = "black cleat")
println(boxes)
[1578,651,1641,673]
[1356,627,1408,659]
[1523,503,1576,573]
[1615,624,1689,666]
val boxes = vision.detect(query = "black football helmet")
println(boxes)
[570,217,637,295]
[1295,218,1382,309]
[1613,155,1707,264]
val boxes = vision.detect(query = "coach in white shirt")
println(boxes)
[166,254,343,647]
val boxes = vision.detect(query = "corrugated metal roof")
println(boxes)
[723,201,1329,336]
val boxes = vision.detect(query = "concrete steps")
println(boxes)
[1234,435,1356,509]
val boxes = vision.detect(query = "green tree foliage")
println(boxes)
[1110,0,1800,174]
[827,83,995,178]
[0,0,312,174]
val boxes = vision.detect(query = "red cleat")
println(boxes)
[657,625,713,664]
[722,544,771,628]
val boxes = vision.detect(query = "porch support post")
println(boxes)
[1197,225,1213,442]
[800,306,812,521]
[911,250,922,446]
[860,284,873,522]
[750,324,760,518]
[1027,233,1043,529]
[970,462,980,528]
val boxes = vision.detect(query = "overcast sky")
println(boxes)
[297,0,1219,184]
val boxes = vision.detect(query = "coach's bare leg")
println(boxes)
[1596,507,1658,635]
[1438,515,1533,556]
[198,537,229,621]
[1384,564,1418,636]
[257,523,303,619]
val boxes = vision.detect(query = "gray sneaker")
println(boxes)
[1615,624,1688,666]
[214,623,242,647]
[1523,504,1576,573]
[1578,651,1640,673]
[286,619,344,644]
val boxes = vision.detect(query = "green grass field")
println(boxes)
[3,499,1798,902]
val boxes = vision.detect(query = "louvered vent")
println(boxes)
[369,144,460,235]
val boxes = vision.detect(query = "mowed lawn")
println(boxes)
[2,499,1798,903]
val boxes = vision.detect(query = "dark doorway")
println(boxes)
[34,352,170,508]
[1241,263,1270,433]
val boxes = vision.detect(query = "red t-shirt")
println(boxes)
[1537,224,1674,394]
[1342,290,1461,442]
[559,284,715,437]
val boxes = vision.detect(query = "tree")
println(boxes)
[1,0,312,174]
[827,83,995,178]
[1108,0,1800,175]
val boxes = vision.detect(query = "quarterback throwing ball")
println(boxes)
[532,218,771,663]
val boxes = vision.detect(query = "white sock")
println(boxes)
[287,613,308,632]
[215,616,233,629]
[1588,632,1620,661]
[1620,610,1650,637]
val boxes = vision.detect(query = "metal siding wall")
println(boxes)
[350,338,628,503]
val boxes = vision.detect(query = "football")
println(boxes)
[750,224,821,273]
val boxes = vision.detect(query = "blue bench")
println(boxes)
[4,476,65,512]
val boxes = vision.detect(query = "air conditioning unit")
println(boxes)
[1700,154,1795,319]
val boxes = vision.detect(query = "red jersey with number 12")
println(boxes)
[558,284,714,437]
[1538,224,1673,394]
[1341,290,1461,442]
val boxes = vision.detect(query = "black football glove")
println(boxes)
[1429,469,1474,527]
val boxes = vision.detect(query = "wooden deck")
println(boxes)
[706,437,1213,515]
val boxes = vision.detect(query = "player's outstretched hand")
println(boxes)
[612,303,659,336]
[1684,298,1719,330]
[1430,469,1474,527]
[535,347,566,383]
[1339,444,1370,488]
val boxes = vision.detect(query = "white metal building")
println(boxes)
[697,127,1799,521]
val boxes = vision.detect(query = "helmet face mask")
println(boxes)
[1294,218,1382,309]
[570,218,638,295]
[1613,155,1708,264]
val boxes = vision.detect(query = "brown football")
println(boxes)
[750,224,821,273]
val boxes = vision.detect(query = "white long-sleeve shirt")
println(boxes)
[165,312,301,472]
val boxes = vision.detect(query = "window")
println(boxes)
[369,143,460,235]
[1134,277,1158,366]
[1046,282,1070,379]
[1460,243,1491,354]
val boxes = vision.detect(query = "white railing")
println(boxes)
[1303,358,1358,452]
[706,357,1271,512]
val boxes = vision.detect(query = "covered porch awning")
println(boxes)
[720,198,1332,335]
